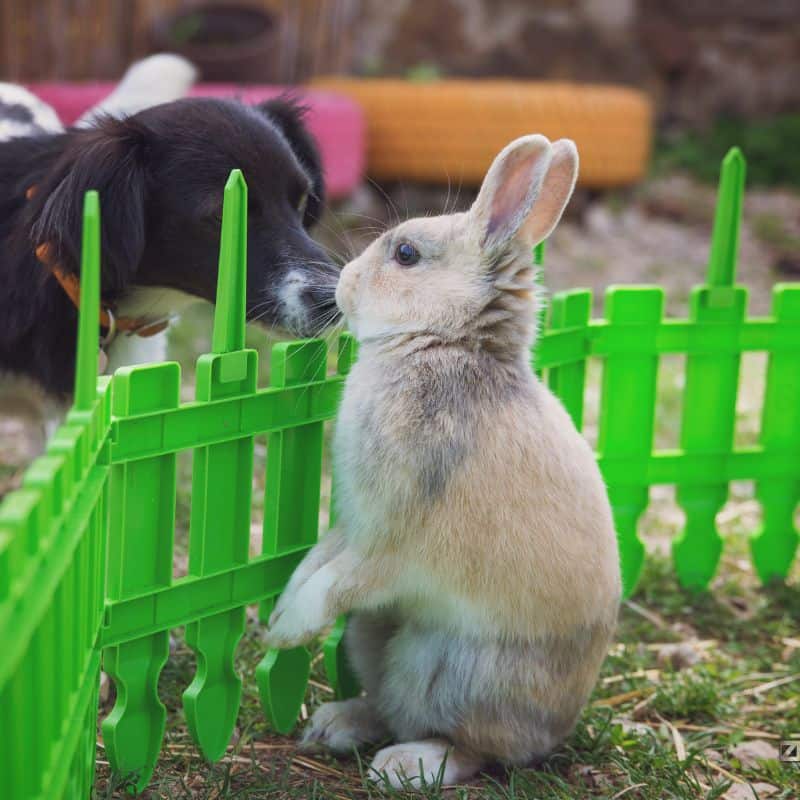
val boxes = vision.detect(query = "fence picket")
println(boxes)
[547,289,592,430]
[673,148,747,591]
[598,287,663,597]
[750,284,800,582]
[183,170,255,760]
[672,289,747,589]
[102,362,180,793]
[256,338,327,732]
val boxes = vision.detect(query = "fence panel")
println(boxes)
[183,171,257,761]
[0,193,110,800]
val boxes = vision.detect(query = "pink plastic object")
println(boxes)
[25,82,364,199]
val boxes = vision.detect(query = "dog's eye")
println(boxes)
[296,191,308,217]
[394,242,421,267]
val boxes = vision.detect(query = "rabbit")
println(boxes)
[264,134,621,789]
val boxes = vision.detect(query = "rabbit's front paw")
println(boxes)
[264,567,336,649]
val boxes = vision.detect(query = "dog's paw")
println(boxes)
[263,567,336,649]
[301,698,388,753]
[370,739,480,790]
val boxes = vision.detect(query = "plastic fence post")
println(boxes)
[598,287,663,597]
[182,169,257,761]
[102,362,181,792]
[211,170,247,355]
[750,284,800,583]
[73,196,108,799]
[256,337,328,732]
[74,191,100,412]
[706,148,744,294]
[323,334,361,700]
[547,289,592,430]
[673,150,748,591]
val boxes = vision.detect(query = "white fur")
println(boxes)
[278,270,309,333]
[104,287,203,373]
[301,698,388,753]
[390,564,500,636]
[105,331,168,374]
[266,561,339,648]
[371,739,480,789]
[0,84,63,141]
[77,54,197,128]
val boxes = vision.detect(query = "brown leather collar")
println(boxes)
[28,185,169,340]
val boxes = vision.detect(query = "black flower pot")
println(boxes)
[151,4,280,83]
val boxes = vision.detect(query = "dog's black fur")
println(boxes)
[0,97,339,399]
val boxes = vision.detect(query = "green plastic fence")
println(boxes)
[0,149,798,798]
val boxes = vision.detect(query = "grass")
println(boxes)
[653,114,800,189]
[751,214,800,255]
[91,328,800,799]
[93,546,800,799]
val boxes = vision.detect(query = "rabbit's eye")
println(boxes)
[394,242,421,267]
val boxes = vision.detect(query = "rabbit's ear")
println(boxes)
[472,136,578,254]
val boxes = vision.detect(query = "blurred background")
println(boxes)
[2,0,798,311]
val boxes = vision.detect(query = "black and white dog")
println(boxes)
[0,57,340,423]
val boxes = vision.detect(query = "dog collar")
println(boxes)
[28,185,169,344]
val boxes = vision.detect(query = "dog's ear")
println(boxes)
[29,116,149,295]
[257,97,325,227]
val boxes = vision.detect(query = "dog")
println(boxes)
[0,65,339,440]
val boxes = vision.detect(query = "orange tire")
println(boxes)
[311,78,653,188]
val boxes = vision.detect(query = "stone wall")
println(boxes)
[1,0,796,127]
[344,0,800,126]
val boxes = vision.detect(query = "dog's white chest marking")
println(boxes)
[104,287,204,373]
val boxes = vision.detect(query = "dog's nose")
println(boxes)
[302,280,342,334]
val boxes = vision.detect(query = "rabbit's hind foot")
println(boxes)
[301,698,389,754]
[369,738,482,790]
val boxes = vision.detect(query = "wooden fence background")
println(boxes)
[0,0,357,82]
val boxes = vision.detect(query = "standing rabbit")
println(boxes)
[264,135,621,788]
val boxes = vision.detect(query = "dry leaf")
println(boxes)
[657,642,700,670]
[730,740,779,768]
[723,782,778,800]
[613,717,653,737]
[98,670,110,704]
